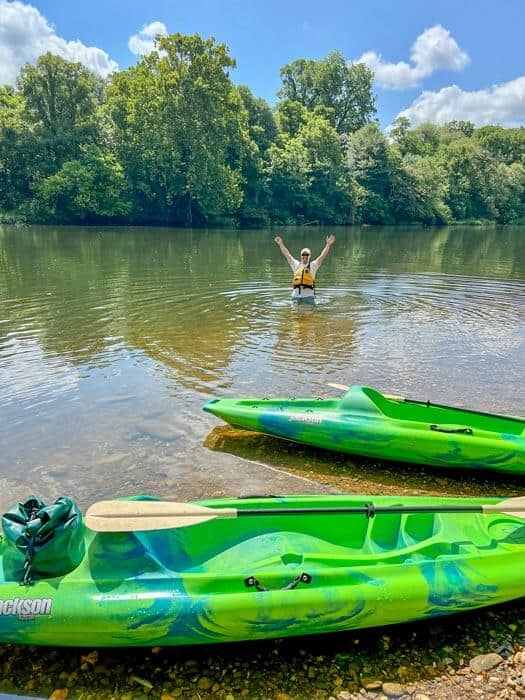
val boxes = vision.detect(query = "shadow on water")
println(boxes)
[204,425,525,499]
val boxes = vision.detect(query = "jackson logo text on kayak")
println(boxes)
[0,598,52,620]
[288,414,323,424]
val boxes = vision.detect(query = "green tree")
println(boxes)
[275,99,309,138]
[444,120,475,137]
[475,125,525,165]
[235,86,277,224]
[278,51,376,134]
[105,33,250,224]
[407,155,451,224]
[390,119,442,157]
[346,123,391,223]
[266,112,352,223]
[237,85,277,153]
[388,150,429,223]
[437,139,498,220]
[491,162,525,223]
[265,133,311,223]
[34,146,131,222]
[0,87,33,209]
[299,113,353,222]
[17,53,103,173]
[389,116,411,153]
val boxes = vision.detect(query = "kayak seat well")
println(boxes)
[82,509,521,595]
[345,387,524,435]
[115,512,456,577]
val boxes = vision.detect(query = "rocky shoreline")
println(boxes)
[1,600,525,699]
[2,435,525,699]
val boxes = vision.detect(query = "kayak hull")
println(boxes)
[1,494,524,647]
[203,386,525,474]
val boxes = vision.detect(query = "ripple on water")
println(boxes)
[0,228,524,499]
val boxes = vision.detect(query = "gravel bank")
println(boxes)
[3,435,525,699]
[1,601,525,699]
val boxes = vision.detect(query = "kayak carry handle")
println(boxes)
[245,572,312,592]
[430,424,473,435]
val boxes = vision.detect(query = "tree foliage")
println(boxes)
[105,33,249,225]
[0,86,33,208]
[17,53,103,172]
[278,51,376,134]
[1,37,524,226]
[34,146,131,222]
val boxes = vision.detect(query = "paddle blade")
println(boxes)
[85,500,237,532]
[326,382,350,392]
[482,496,525,517]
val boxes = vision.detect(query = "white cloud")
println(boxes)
[396,77,525,127]
[356,25,469,89]
[0,0,118,84]
[128,21,168,56]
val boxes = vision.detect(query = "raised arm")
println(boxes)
[274,236,294,265]
[315,234,336,264]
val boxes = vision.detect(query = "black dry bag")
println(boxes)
[1,496,85,584]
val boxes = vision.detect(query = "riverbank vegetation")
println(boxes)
[1,33,524,227]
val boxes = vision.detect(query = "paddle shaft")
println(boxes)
[235,505,489,517]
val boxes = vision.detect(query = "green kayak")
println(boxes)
[203,385,525,474]
[1,493,525,647]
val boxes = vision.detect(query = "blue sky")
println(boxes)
[1,0,524,128]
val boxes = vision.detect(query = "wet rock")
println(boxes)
[80,650,98,670]
[469,652,503,673]
[381,682,405,697]
[129,674,153,689]
[196,676,213,690]
[96,452,128,465]
[361,678,382,690]
[49,690,68,700]
[514,651,525,665]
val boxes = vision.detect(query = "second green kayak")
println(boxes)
[203,385,525,474]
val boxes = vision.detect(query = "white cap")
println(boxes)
[300,248,311,256]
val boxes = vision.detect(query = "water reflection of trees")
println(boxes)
[0,225,523,387]
[0,227,257,385]
[324,225,525,278]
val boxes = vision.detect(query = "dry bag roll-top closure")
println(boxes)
[1,496,85,584]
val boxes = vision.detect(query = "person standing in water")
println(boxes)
[274,234,336,303]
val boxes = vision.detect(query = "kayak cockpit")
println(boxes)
[340,386,525,435]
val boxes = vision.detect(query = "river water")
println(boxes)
[0,224,524,513]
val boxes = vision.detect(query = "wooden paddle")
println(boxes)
[326,383,525,421]
[85,496,525,532]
